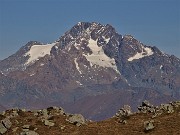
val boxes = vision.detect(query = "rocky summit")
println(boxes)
[0,22,180,121]
[0,101,179,135]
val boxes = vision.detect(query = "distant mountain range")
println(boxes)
[0,22,180,120]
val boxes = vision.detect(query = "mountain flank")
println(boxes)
[0,22,180,120]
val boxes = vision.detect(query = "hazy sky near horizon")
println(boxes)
[0,0,179,60]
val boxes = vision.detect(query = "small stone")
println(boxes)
[22,125,30,129]
[60,125,65,130]
[22,109,26,112]
[144,120,155,131]
[67,114,85,126]
[26,130,39,135]
[22,125,30,132]
[76,123,82,127]
[12,127,19,132]
[123,120,127,124]
[15,120,19,124]
[152,113,158,118]
[34,112,38,116]
[160,104,174,113]
[142,100,153,107]
[119,120,127,124]
[34,128,38,131]
[44,120,55,127]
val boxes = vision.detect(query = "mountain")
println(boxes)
[0,22,180,120]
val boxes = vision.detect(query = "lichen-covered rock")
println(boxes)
[138,100,155,113]
[116,105,132,118]
[160,104,174,113]
[42,109,49,119]
[142,100,152,107]
[33,112,38,117]
[44,119,55,127]
[60,125,65,130]
[47,106,65,115]
[22,125,30,132]
[67,114,85,126]
[0,122,7,134]
[12,127,18,132]
[144,120,155,131]
[1,118,12,129]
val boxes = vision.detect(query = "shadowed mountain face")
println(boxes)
[0,104,6,112]
[0,22,180,120]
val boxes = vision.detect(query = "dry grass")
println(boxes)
[1,107,180,135]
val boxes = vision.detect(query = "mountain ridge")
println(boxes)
[0,22,180,120]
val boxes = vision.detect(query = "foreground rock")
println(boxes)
[0,118,12,134]
[144,120,155,132]
[67,114,86,126]
[138,100,155,113]
[116,105,132,124]
[0,122,7,134]
[44,120,55,127]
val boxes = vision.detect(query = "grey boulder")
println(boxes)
[67,114,85,126]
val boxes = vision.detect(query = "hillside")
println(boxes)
[0,101,180,135]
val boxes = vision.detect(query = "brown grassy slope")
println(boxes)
[1,106,180,135]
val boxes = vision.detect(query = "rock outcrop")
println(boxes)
[116,105,132,124]
[144,120,155,131]
[0,118,12,134]
[67,114,86,126]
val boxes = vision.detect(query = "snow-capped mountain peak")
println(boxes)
[0,22,179,121]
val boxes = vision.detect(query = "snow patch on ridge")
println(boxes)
[83,38,119,73]
[76,81,83,86]
[128,45,153,61]
[102,36,110,43]
[25,43,56,65]
[74,58,82,74]
[160,65,163,69]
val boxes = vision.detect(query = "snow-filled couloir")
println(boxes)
[128,45,153,61]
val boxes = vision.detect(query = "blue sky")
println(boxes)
[0,0,179,59]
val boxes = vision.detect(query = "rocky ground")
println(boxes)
[0,101,180,135]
